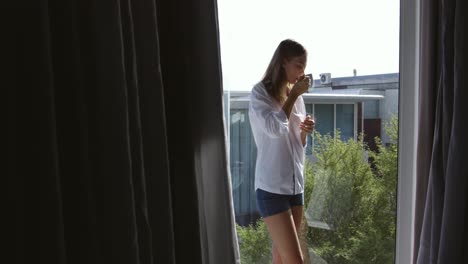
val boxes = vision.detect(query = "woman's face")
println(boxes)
[283,54,307,84]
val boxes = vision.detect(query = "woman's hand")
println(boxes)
[290,75,311,98]
[300,115,315,146]
[300,115,315,134]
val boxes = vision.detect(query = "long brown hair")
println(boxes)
[261,39,307,103]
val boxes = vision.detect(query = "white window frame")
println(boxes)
[396,0,420,263]
[225,0,420,259]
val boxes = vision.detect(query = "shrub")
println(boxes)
[236,220,271,264]
[305,117,398,264]
[236,116,399,264]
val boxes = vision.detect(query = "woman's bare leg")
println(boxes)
[263,210,303,264]
[272,243,283,264]
[271,206,304,264]
[291,206,310,263]
[291,206,303,236]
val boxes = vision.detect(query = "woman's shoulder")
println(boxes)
[251,81,265,92]
[251,81,270,97]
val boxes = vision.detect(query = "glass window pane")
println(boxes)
[230,109,257,226]
[364,100,379,118]
[336,104,354,141]
[314,104,334,137]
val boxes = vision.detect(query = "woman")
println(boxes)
[248,39,315,264]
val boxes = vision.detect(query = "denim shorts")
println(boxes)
[256,189,304,218]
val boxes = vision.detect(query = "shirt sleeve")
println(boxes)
[249,87,289,138]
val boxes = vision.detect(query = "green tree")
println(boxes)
[306,116,398,264]
[236,116,399,264]
[236,221,271,264]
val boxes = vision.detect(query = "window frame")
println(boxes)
[395,0,420,263]
[223,0,420,260]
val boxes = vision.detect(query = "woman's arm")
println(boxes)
[300,115,315,146]
[249,89,290,138]
[284,76,310,118]
[281,93,299,119]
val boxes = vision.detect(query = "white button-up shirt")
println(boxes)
[249,82,307,195]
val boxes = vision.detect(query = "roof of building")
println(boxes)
[312,72,399,88]
[228,72,399,95]
[227,73,397,107]
[230,93,383,101]
[229,94,383,109]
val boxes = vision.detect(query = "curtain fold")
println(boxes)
[414,0,438,261]
[416,0,468,263]
[9,0,239,263]
[155,0,240,261]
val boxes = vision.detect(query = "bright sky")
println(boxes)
[217,0,400,91]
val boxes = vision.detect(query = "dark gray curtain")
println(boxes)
[415,0,468,263]
[7,1,239,263]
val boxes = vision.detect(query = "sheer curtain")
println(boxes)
[415,0,468,263]
[8,1,239,263]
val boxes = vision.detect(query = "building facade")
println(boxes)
[226,73,399,226]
